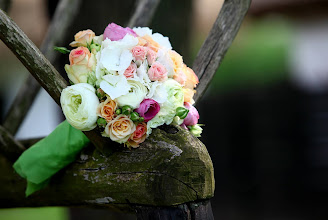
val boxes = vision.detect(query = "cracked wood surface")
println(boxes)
[0,126,214,210]
[193,0,252,104]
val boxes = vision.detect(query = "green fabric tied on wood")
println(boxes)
[13,120,90,197]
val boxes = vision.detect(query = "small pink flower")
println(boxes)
[148,62,168,82]
[124,63,137,78]
[132,46,147,61]
[103,23,137,41]
[146,48,157,65]
[135,99,160,122]
[183,102,199,126]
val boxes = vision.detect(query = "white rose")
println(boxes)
[115,80,147,108]
[60,83,99,131]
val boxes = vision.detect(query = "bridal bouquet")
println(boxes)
[60,23,203,148]
[14,22,204,196]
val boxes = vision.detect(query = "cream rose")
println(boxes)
[104,115,136,143]
[115,80,147,109]
[69,29,95,47]
[60,83,99,131]
[65,47,96,85]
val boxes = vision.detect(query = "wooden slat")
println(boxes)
[193,0,252,104]
[127,0,161,28]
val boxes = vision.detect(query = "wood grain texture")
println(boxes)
[193,0,252,104]
[2,0,82,135]
[127,0,161,28]
[0,126,214,210]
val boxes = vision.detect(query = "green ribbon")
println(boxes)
[13,120,90,196]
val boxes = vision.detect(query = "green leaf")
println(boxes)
[54,46,71,54]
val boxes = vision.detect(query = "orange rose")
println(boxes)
[104,115,136,143]
[127,122,147,148]
[65,47,96,85]
[69,29,95,47]
[97,96,117,122]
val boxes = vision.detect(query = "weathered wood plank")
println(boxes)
[0,125,25,163]
[2,0,82,135]
[127,0,161,28]
[135,199,214,220]
[193,0,252,104]
[0,126,214,210]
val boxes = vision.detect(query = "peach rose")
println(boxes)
[173,70,187,86]
[137,37,147,46]
[127,122,147,148]
[132,46,147,61]
[69,29,95,47]
[141,34,160,52]
[97,96,117,122]
[182,64,199,89]
[148,62,168,82]
[146,48,157,66]
[104,115,136,143]
[169,50,183,74]
[65,47,96,85]
[183,88,196,104]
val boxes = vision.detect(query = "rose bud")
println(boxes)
[183,102,199,126]
[135,99,160,122]
[97,118,107,127]
[130,112,140,122]
[122,105,133,115]
[175,106,189,119]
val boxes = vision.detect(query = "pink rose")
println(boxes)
[146,48,157,66]
[128,122,147,148]
[135,99,160,122]
[148,62,168,82]
[103,23,137,41]
[183,102,199,126]
[132,46,147,61]
[124,63,137,78]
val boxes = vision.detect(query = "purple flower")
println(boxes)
[135,99,160,122]
[183,102,199,126]
[103,23,137,41]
